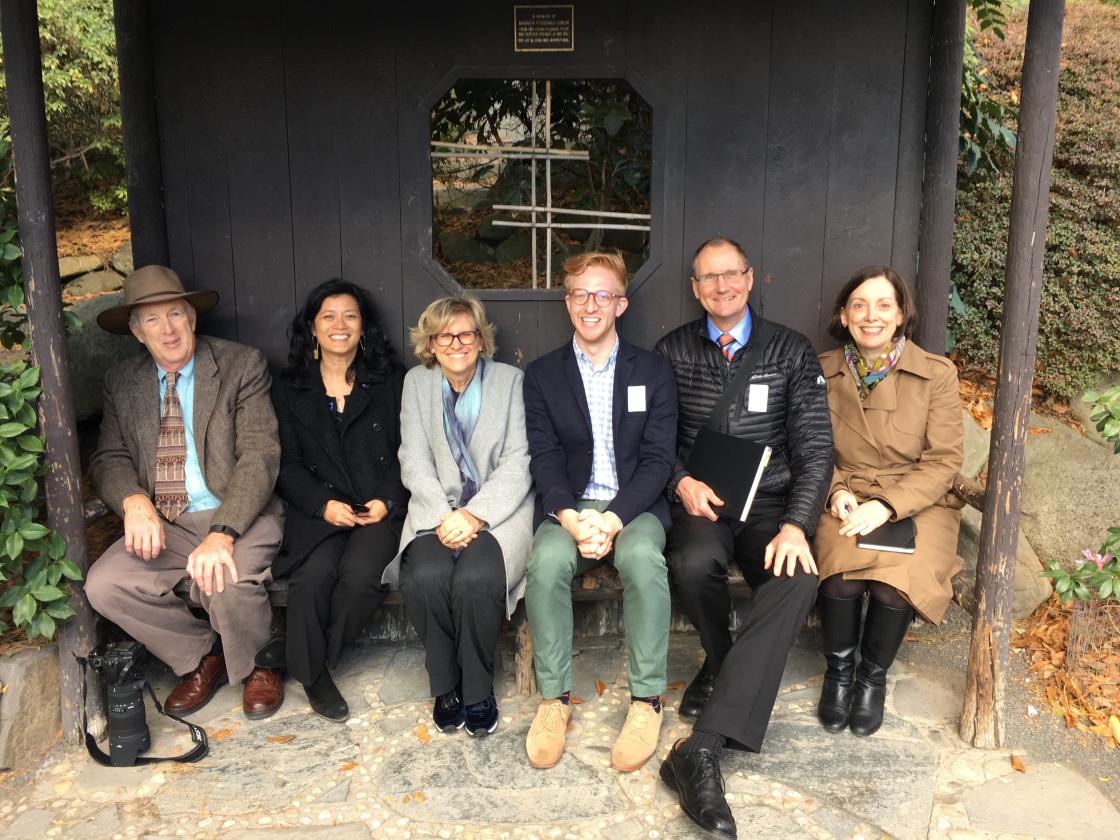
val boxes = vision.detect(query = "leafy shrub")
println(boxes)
[0,0,124,212]
[950,2,1120,398]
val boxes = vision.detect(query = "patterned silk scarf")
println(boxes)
[844,337,907,401]
[441,359,484,507]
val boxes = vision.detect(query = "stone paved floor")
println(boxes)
[3,630,1119,839]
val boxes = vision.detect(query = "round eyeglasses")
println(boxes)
[566,289,624,306]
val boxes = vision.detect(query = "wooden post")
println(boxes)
[960,0,1066,749]
[0,0,99,743]
[914,0,966,353]
[114,0,170,267]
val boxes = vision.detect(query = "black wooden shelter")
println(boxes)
[1,0,1066,749]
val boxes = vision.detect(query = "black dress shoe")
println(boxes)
[304,670,348,722]
[255,636,286,670]
[679,661,718,720]
[659,740,736,839]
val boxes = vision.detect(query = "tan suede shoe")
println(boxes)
[611,700,663,772]
[526,698,573,769]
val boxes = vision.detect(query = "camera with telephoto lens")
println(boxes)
[87,640,151,766]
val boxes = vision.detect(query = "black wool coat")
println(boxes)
[271,362,408,579]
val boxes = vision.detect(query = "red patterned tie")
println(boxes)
[154,372,188,521]
[717,332,735,361]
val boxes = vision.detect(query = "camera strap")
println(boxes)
[76,655,209,766]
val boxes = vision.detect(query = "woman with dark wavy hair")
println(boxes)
[255,278,407,721]
[814,266,963,737]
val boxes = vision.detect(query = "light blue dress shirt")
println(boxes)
[157,356,221,512]
[573,336,620,501]
[706,309,753,360]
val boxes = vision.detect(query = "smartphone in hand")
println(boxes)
[350,503,369,515]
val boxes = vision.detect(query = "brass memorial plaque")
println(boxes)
[514,5,575,53]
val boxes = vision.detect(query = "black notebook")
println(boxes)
[857,517,917,554]
[685,428,772,522]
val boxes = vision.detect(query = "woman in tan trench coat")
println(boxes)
[814,266,963,737]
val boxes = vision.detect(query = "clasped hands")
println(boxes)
[122,493,238,598]
[323,498,390,528]
[436,507,484,550]
[830,489,892,537]
[558,508,624,561]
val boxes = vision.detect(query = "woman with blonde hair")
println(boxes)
[383,295,533,737]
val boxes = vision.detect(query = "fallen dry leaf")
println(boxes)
[667,681,686,691]
[412,791,427,803]
[595,679,606,696]
[1110,716,1120,747]
[568,695,586,705]
[266,735,295,744]
[415,724,431,744]
[1010,754,1027,773]
[209,726,238,741]
[338,761,358,772]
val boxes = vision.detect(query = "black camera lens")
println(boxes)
[106,681,151,767]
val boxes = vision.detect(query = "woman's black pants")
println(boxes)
[285,519,400,686]
[398,532,506,705]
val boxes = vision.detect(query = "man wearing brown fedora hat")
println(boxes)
[86,265,285,719]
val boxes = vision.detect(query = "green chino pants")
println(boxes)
[525,500,670,699]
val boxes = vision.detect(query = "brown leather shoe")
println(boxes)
[166,653,228,715]
[243,667,284,720]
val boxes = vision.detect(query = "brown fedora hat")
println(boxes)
[96,265,220,335]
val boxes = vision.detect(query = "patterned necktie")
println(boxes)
[154,372,189,521]
[717,332,736,361]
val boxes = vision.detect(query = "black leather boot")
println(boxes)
[849,599,913,737]
[816,593,863,733]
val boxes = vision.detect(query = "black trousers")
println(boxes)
[285,519,399,686]
[667,500,818,752]
[399,532,506,705]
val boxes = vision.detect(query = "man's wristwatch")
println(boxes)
[208,524,241,540]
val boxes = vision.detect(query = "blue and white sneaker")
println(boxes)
[465,693,500,737]
[433,687,465,732]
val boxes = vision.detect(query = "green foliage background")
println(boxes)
[0,0,124,212]
[951,2,1120,397]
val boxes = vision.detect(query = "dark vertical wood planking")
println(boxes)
[335,6,406,357]
[820,0,909,343]
[149,3,196,289]
[626,0,692,348]
[483,299,537,369]
[219,2,296,364]
[759,0,837,342]
[114,0,169,268]
[176,3,237,339]
[891,0,935,285]
[680,1,772,331]
[283,0,346,306]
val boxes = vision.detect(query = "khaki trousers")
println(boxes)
[85,509,282,682]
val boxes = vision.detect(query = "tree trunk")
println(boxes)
[1,0,100,744]
[960,0,1066,748]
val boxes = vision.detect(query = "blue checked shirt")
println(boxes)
[157,356,220,513]
[573,336,620,501]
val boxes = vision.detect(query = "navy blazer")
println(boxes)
[523,336,678,531]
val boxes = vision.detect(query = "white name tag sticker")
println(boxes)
[747,383,769,413]
[627,385,647,413]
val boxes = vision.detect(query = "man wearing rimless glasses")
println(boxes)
[522,250,678,773]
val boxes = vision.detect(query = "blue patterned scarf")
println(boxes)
[441,360,484,506]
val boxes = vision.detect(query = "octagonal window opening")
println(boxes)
[431,78,652,291]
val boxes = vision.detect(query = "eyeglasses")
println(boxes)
[431,330,479,348]
[566,289,624,306]
[693,268,750,286]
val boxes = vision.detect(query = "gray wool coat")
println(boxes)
[383,360,534,616]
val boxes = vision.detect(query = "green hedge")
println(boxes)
[951,1,1120,398]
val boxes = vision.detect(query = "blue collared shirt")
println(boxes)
[157,356,220,513]
[573,336,620,501]
[706,310,753,361]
